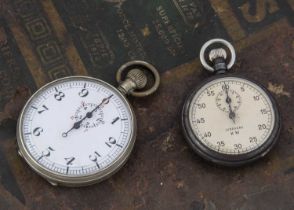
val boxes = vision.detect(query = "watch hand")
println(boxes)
[62,94,113,137]
[228,106,236,124]
[62,121,81,137]
[88,94,113,117]
[224,83,236,123]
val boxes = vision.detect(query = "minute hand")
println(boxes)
[87,94,113,118]
[227,101,236,123]
[224,84,236,123]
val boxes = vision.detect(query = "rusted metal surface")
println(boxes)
[0,0,293,209]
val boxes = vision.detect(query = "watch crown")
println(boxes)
[126,69,147,89]
[209,48,227,62]
[118,69,148,95]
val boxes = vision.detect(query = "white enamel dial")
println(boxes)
[18,77,134,180]
[189,77,276,155]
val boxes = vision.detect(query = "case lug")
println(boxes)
[47,180,58,187]
[18,150,23,158]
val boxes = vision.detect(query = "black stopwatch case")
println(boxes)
[182,74,281,167]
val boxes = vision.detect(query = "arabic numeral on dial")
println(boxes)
[79,88,89,97]
[207,90,215,96]
[105,137,116,148]
[217,141,225,147]
[196,118,205,123]
[240,86,245,92]
[258,124,267,130]
[89,152,101,168]
[204,132,212,138]
[234,144,242,149]
[253,95,260,101]
[89,151,101,162]
[33,127,43,136]
[249,137,258,143]
[260,109,268,114]
[54,91,65,101]
[196,103,206,109]
[85,122,90,128]
[38,147,54,160]
[222,84,229,90]
[65,157,75,165]
[38,105,49,114]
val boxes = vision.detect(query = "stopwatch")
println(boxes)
[182,39,281,166]
[17,60,160,186]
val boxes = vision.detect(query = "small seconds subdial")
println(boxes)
[73,102,105,130]
[187,77,277,156]
[18,77,134,181]
[216,88,242,113]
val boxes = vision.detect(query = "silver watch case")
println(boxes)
[17,76,137,187]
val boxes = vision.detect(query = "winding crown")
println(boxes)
[209,48,227,62]
[126,69,147,89]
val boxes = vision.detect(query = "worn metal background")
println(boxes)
[0,0,293,209]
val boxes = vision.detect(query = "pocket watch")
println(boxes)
[17,60,160,186]
[182,39,281,166]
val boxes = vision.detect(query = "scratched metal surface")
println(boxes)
[0,0,293,209]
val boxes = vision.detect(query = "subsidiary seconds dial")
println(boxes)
[73,102,105,130]
[17,77,134,185]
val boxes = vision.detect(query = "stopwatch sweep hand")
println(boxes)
[62,95,113,137]
[224,84,236,124]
